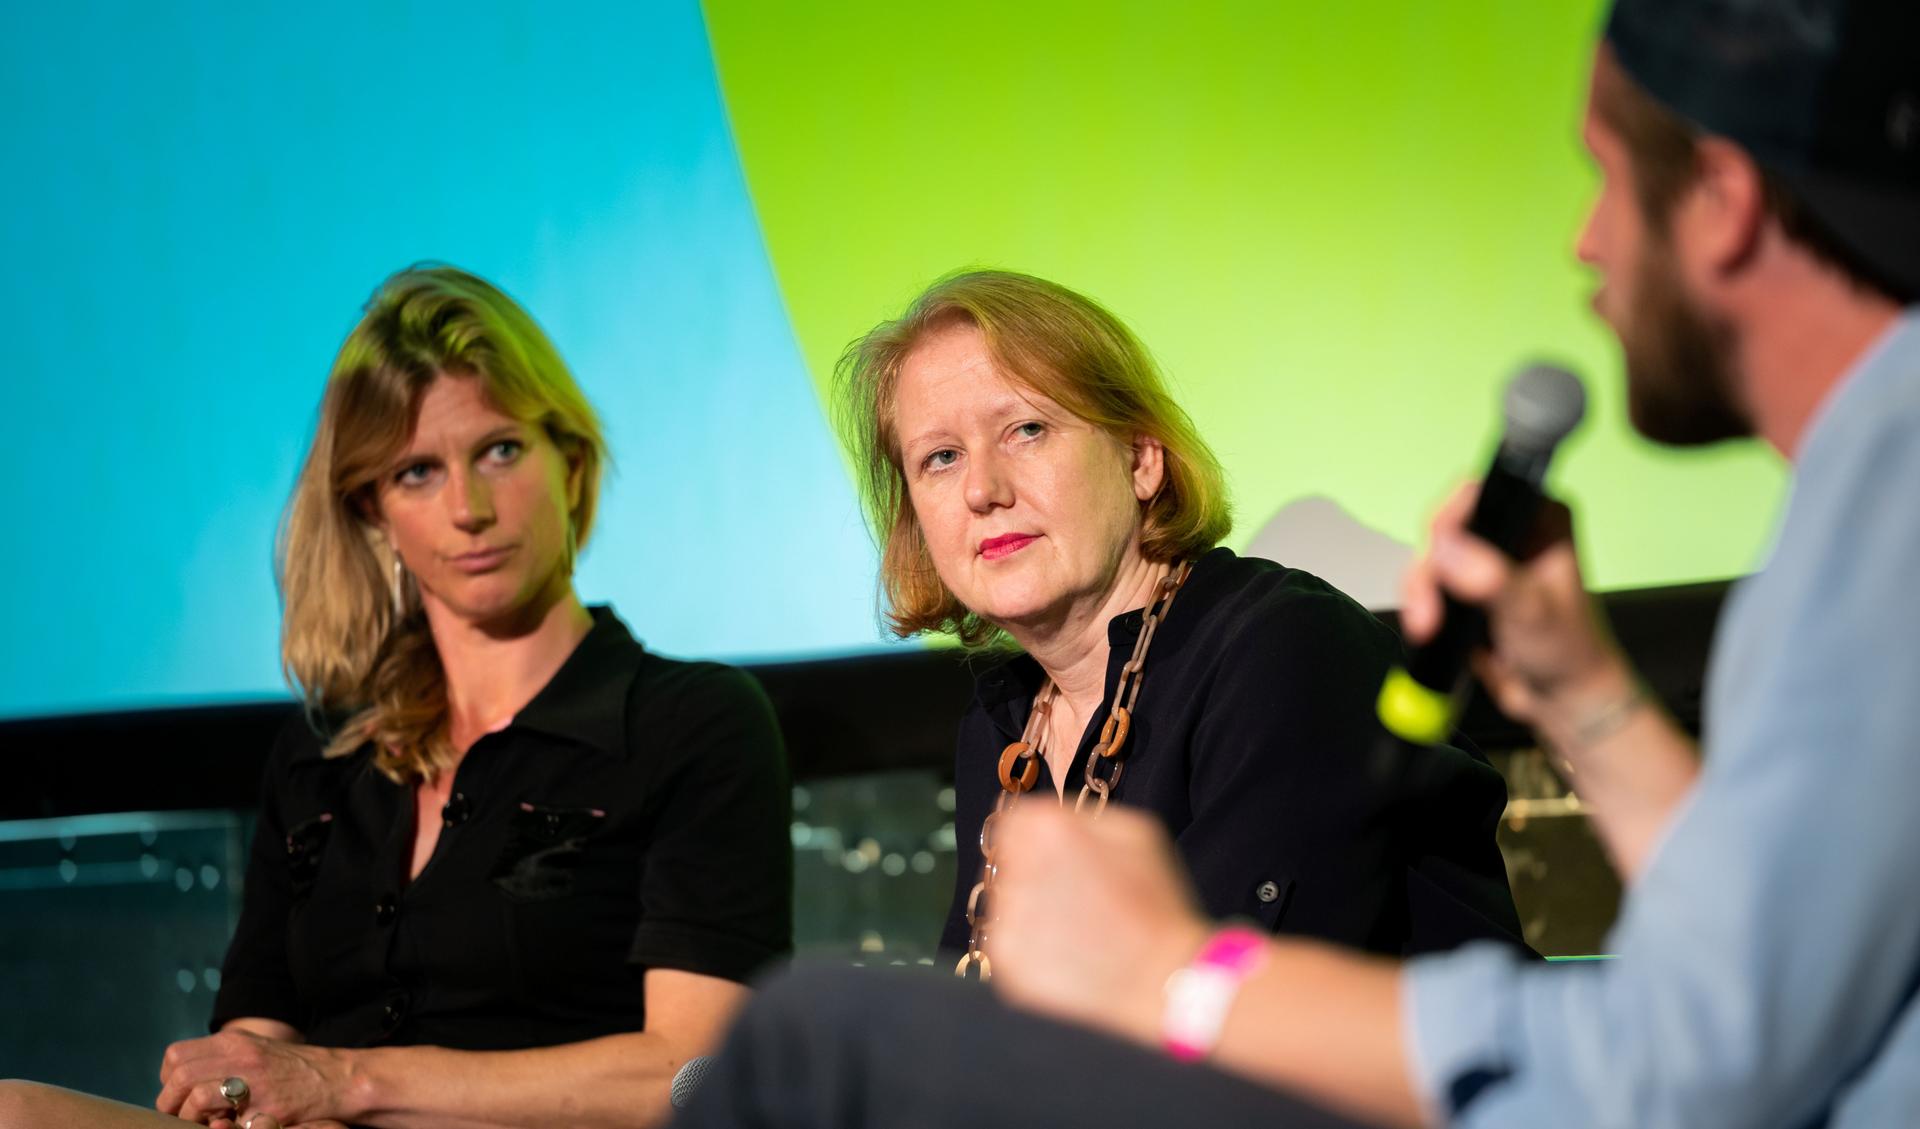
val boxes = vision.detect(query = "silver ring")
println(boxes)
[219,1076,250,1107]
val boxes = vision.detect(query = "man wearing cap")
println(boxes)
[674,1,1920,1125]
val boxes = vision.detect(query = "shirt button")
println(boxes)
[442,792,470,827]
[373,897,397,925]
[381,1000,405,1028]
[541,812,563,837]
[1256,880,1282,904]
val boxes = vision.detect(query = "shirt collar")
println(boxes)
[505,605,647,758]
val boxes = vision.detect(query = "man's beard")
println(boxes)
[1619,233,1751,447]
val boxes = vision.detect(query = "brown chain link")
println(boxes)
[955,560,1192,980]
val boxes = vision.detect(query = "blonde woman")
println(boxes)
[0,267,790,1129]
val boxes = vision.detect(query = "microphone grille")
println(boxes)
[670,1055,714,1110]
[1503,363,1588,453]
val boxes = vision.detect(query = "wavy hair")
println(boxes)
[278,265,606,783]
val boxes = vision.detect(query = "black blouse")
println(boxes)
[941,548,1528,957]
[212,606,793,1050]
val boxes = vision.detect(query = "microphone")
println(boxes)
[669,1055,715,1110]
[1376,363,1588,745]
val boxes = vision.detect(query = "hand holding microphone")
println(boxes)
[1400,481,1635,744]
[1380,364,1633,747]
[1391,366,1699,881]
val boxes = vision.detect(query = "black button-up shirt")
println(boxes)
[942,548,1527,957]
[212,607,792,1050]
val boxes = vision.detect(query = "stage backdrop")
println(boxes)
[1,0,1784,720]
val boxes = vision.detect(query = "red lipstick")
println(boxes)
[978,533,1038,561]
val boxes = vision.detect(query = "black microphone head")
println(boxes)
[1503,363,1587,455]
[670,1055,714,1110]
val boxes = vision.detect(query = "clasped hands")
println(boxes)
[156,1028,350,1129]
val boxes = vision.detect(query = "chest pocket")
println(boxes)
[491,802,606,900]
[284,812,335,899]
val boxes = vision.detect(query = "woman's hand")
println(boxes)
[157,1029,350,1126]
[988,803,1211,1046]
[208,1117,349,1129]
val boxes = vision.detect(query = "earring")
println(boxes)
[389,554,408,617]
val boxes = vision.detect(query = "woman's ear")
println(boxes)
[353,488,387,536]
[1131,433,1167,502]
[565,446,587,512]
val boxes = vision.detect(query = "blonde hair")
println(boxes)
[838,269,1231,646]
[279,265,606,783]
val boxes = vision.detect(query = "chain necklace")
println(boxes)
[955,560,1193,981]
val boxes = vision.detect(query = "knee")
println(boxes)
[697,964,914,1112]
[741,961,981,1049]
[741,961,872,1037]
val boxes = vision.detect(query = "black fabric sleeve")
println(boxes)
[208,714,311,1032]
[629,665,793,983]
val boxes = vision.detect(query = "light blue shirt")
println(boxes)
[1404,306,1920,1128]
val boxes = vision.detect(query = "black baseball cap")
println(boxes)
[1606,0,1920,298]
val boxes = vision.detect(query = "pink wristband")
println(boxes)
[1161,925,1267,1062]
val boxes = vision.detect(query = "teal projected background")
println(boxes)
[0,1,1783,721]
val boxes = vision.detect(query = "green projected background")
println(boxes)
[705,0,1786,591]
[3,1,1791,720]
